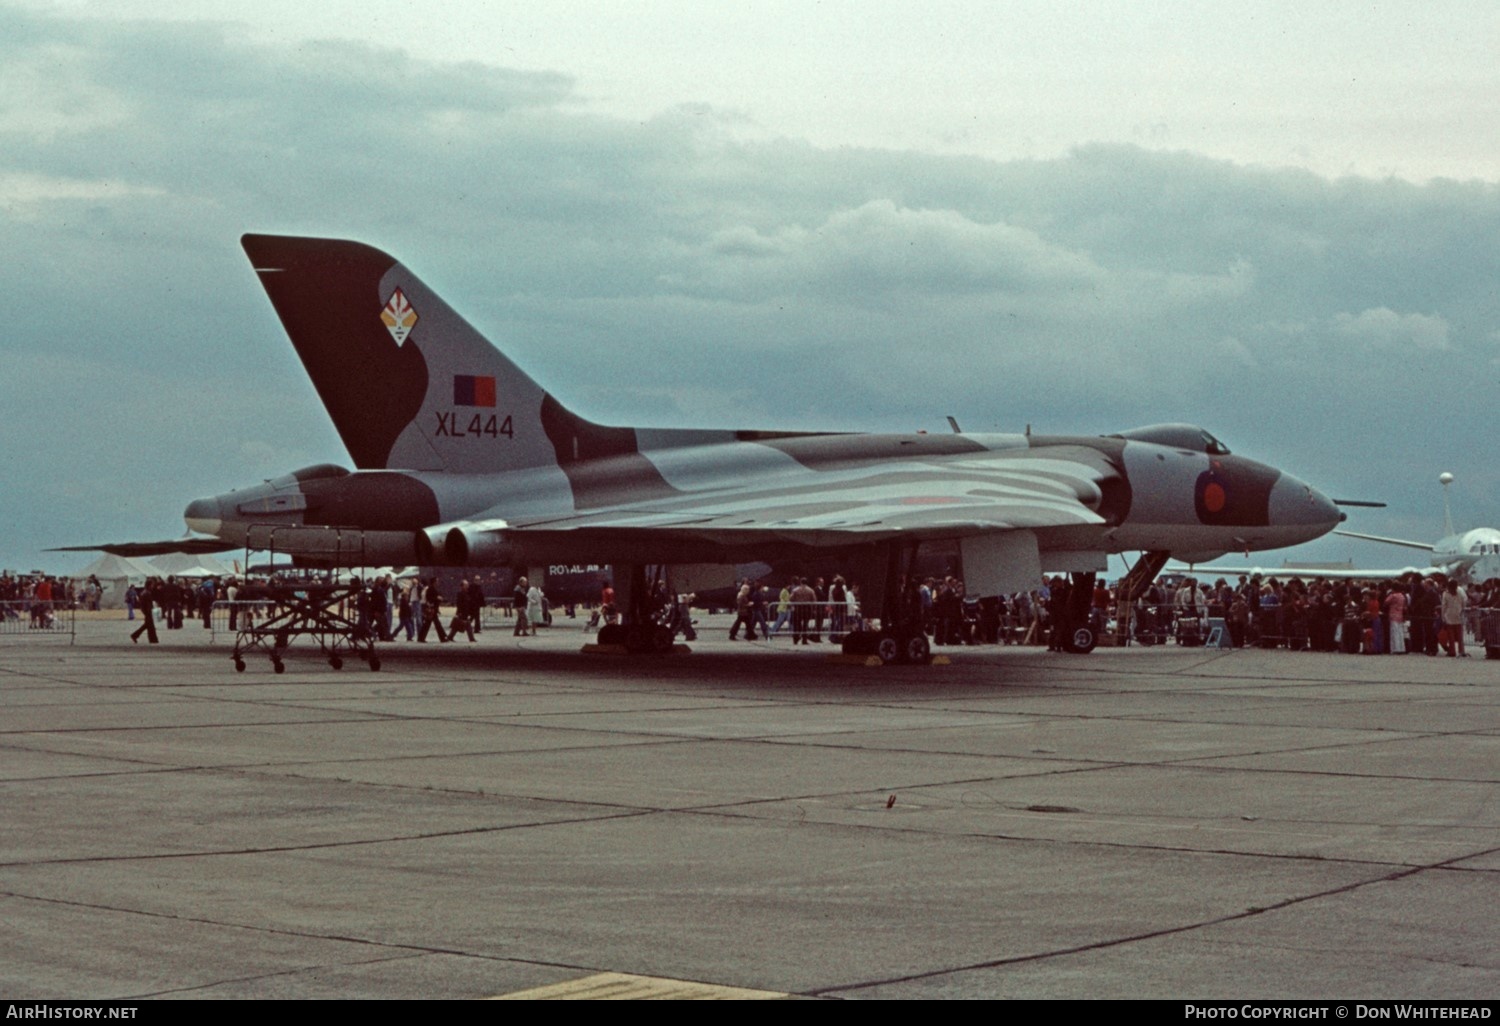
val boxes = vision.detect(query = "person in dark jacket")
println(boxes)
[130,579,160,644]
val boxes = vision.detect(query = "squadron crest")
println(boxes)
[381,288,418,346]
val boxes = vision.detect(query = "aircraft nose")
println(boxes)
[184,496,222,534]
[1268,474,1341,536]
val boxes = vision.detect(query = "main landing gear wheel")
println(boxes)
[650,625,674,653]
[904,633,932,665]
[596,623,625,647]
[329,655,343,670]
[617,624,674,654]
[233,657,246,673]
[852,630,930,665]
[1065,625,1097,654]
[272,659,285,674]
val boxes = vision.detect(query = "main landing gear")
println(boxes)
[1055,570,1100,654]
[835,542,935,665]
[591,564,682,655]
[596,621,676,654]
[841,627,932,665]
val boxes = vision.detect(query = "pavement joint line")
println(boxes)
[0,713,393,736]
[0,728,711,767]
[31,750,1486,876]
[11,723,1493,786]
[9,719,1494,784]
[810,846,1500,996]
[741,731,1476,775]
[128,950,434,1000]
[0,808,661,868]
[0,888,615,996]
[668,799,1500,873]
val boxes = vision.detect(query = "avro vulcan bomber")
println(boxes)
[74,235,1344,660]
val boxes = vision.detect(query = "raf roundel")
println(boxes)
[1194,461,1233,523]
[1202,480,1227,514]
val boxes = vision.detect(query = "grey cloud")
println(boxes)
[1333,308,1451,351]
[696,199,1105,300]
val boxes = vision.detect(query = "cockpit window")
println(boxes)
[1111,423,1233,455]
[1199,429,1230,455]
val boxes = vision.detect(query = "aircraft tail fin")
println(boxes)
[241,234,625,475]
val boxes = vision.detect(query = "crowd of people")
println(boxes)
[117,573,503,645]
[1141,573,1494,656]
[718,570,1497,656]
[728,576,865,643]
[5,562,1495,658]
[0,572,101,628]
[338,575,498,644]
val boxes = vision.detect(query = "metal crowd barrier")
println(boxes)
[1475,608,1499,659]
[481,601,516,625]
[0,601,75,642]
[202,600,283,641]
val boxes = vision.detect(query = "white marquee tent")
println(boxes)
[70,553,157,610]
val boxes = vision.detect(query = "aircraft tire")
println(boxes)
[329,655,343,670]
[620,625,655,654]
[272,660,285,674]
[876,634,903,665]
[1066,625,1097,654]
[651,625,674,653]
[904,633,932,665]
[233,658,245,673]
[369,656,381,672]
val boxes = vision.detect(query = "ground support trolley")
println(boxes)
[232,583,380,673]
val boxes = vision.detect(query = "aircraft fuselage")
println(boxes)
[184,427,1339,578]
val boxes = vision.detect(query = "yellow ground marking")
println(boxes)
[490,971,788,1000]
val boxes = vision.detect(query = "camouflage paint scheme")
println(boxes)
[164,235,1340,589]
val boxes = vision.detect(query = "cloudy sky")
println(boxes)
[5,0,1499,576]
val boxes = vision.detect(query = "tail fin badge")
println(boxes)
[381,288,418,346]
